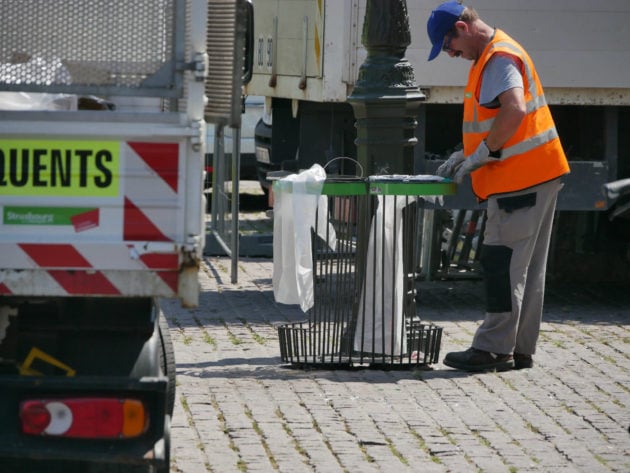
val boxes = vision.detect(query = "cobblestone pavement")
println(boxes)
[160,253,630,473]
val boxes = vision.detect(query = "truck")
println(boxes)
[249,0,630,281]
[0,0,252,471]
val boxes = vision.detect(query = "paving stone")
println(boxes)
[165,254,630,473]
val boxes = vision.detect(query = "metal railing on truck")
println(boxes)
[0,0,186,98]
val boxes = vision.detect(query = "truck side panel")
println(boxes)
[248,0,630,104]
[0,138,189,299]
[404,0,630,99]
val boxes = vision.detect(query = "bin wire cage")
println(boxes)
[277,176,454,369]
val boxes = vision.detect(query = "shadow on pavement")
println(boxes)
[174,357,478,383]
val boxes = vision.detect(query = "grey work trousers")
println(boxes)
[472,178,563,356]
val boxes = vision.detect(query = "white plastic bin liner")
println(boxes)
[354,195,413,355]
[272,164,336,312]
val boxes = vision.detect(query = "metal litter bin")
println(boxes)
[276,175,455,369]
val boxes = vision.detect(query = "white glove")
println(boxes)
[436,150,465,178]
[453,140,500,183]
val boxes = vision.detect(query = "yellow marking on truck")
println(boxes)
[0,139,120,197]
[20,347,76,377]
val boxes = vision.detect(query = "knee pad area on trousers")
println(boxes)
[480,244,513,313]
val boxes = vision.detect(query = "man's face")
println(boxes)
[443,22,475,61]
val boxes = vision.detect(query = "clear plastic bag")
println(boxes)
[0,91,77,110]
[0,55,76,110]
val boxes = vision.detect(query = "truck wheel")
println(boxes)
[158,311,176,417]
[155,415,171,473]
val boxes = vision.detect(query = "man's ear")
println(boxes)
[453,20,468,34]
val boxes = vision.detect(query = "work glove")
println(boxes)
[435,150,465,178]
[453,140,500,184]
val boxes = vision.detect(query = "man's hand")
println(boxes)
[436,150,465,178]
[453,140,500,183]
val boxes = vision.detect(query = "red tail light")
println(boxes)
[20,398,148,439]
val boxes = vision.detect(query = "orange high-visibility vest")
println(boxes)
[462,29,569,201]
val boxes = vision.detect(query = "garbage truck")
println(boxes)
[248,0,630,281]
[0,0,252,471]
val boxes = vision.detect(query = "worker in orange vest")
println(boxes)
[427,1,570,371]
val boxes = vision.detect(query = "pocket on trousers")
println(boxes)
[496,192,539,243]
[497,192,536,213]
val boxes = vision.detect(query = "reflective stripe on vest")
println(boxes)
[502,127,559,160]
[463,93,549,134]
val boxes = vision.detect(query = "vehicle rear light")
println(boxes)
[20,398,148,439]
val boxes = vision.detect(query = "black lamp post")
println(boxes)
[348,0,425,176]
[346,1,424,346]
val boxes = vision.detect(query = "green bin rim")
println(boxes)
[273,177,456,196]
[367,181,456,196]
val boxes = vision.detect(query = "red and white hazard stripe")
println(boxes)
[0,142,186,298]
[124,142,181,242]
[0,242,179,297]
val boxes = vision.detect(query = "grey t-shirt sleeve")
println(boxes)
[479,54,524,108]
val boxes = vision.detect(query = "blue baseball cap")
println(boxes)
[427,1,465,61]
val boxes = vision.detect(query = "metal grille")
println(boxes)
[205,0,248,127]
[0,0,183,97]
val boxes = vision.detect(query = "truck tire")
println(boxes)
[158,311,176,417]
[155,415,171,473]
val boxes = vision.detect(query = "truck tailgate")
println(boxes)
[0,118,204,305]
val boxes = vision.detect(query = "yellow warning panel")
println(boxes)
[0,139,120,197]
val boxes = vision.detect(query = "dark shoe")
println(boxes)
[513,353,533,370]
[443,347,514,372]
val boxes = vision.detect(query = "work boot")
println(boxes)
[443,347,514,372]
[513,353,534,370]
